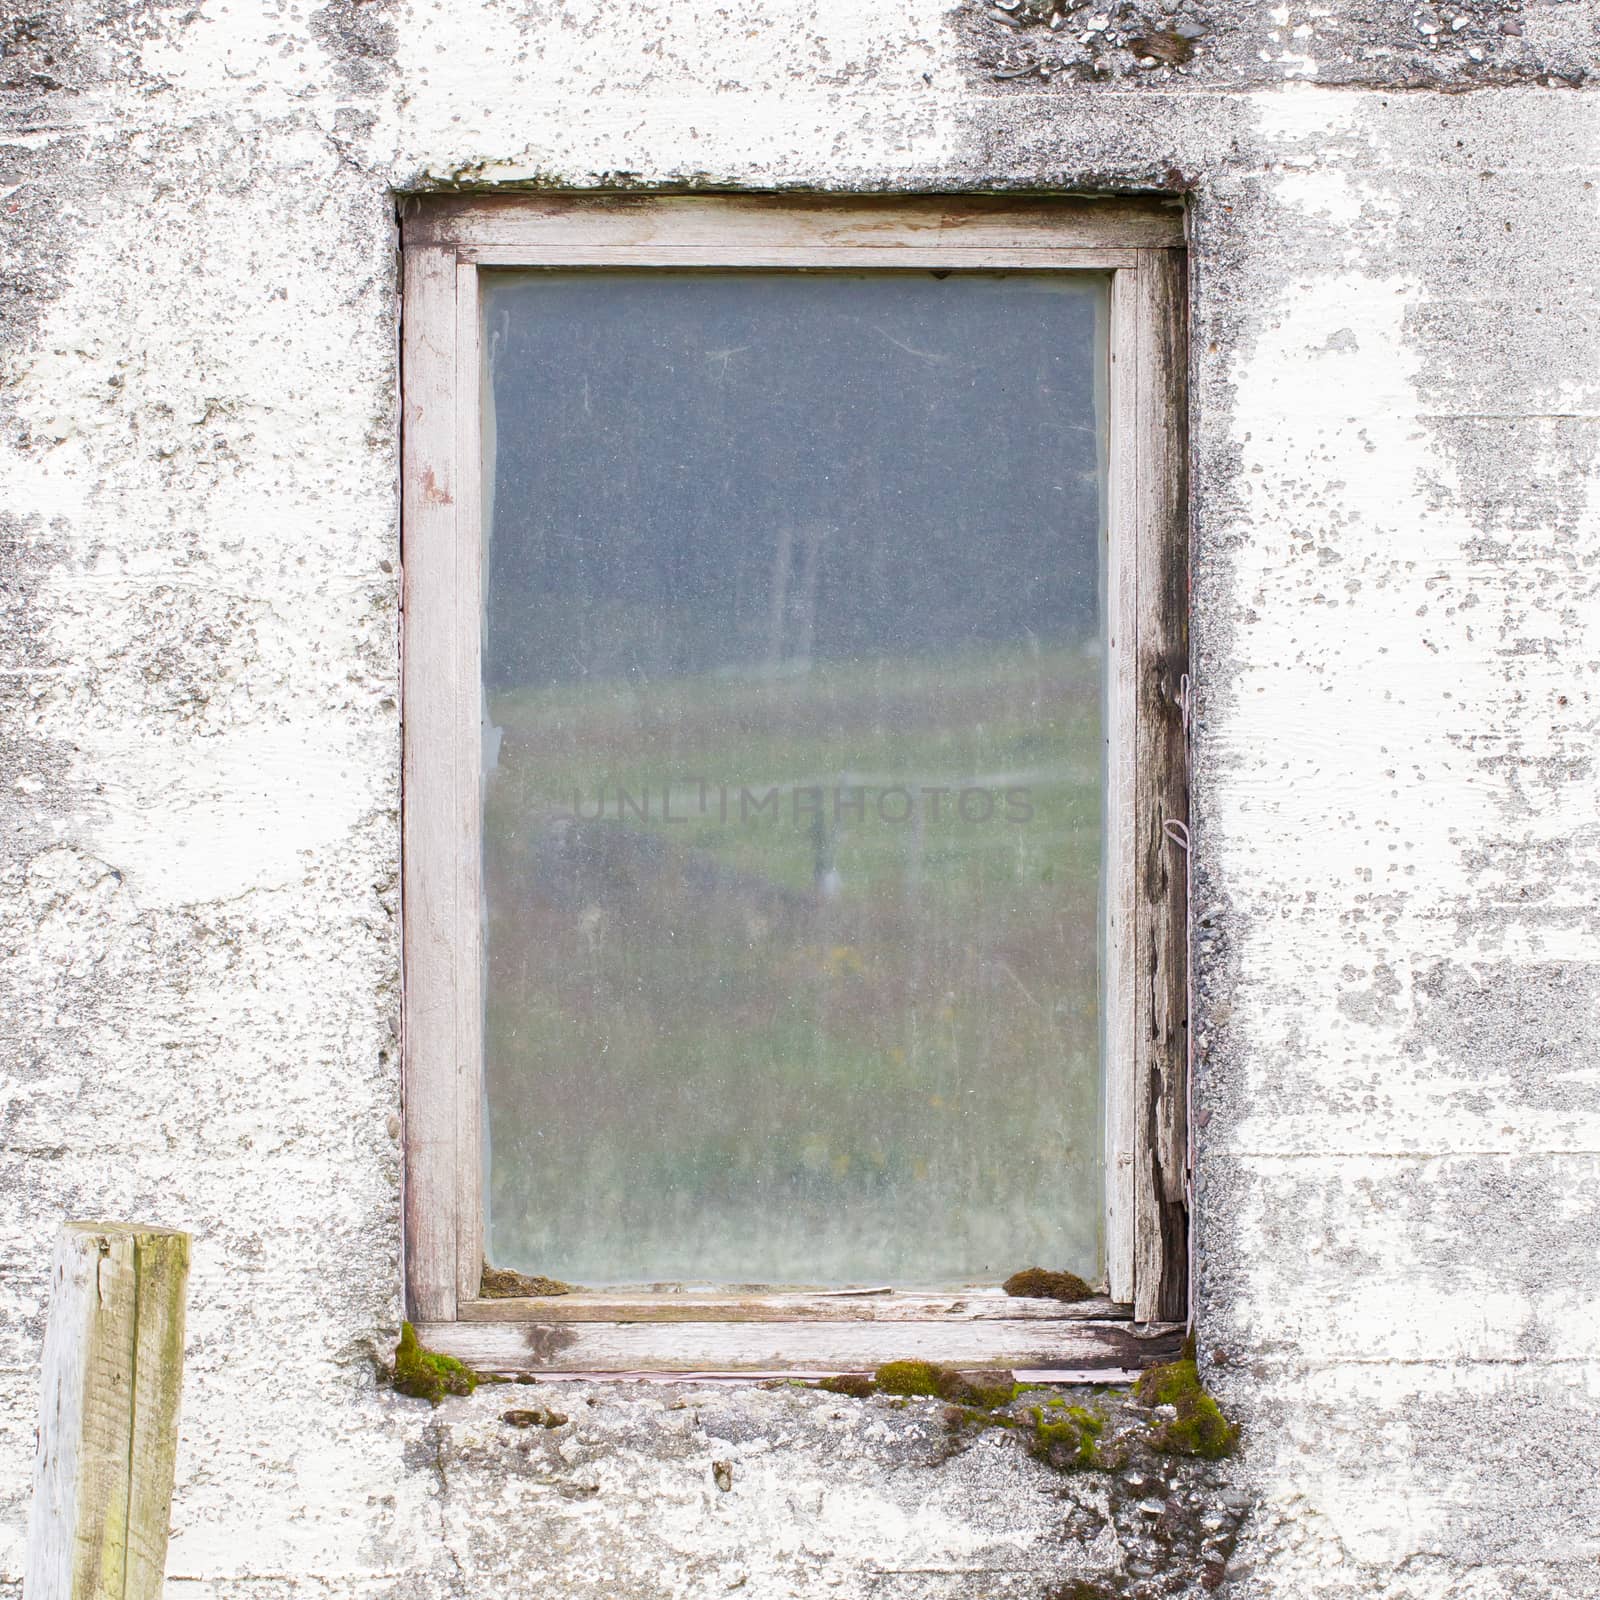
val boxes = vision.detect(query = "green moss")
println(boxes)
[392,1321,478,1406]
[820,1361,1127,1477]
[872,1359,949,1397]
[1002,1267,1096,1303]
[869,1361,1021,1407]
[943,1402,1019,1437]
[1134,1354,1236,1459]
[817,1373,876,1398]
[480,1262,577,1298]
[1026,1402,1104,1471]
[958,1371,1024,1409]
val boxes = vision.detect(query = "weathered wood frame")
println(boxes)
[399,193,1189,1376]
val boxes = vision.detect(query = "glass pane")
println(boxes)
[481,269,1108,1289]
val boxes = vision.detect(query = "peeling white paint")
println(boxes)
[2,2,1599,1596]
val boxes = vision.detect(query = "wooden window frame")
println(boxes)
[399,193,1189,1379]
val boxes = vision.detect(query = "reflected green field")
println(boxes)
[483,641,1103,1289]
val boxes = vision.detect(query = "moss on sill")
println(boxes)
[816,1360,1119,1475]
[1002,1266,1096,1302]
[392,1321,479,1405]
[822,1360,1023,1408]
[1134,1344,1237,1460]
[814,1339,1236,1474]
[1026,1401,1105,1471]
[480,1261,579,1298]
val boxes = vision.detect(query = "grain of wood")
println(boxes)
[401,240,463,1324]
[1104,260,1143,1307]
[403,193,1185,251]
[1131,247,1191,1326]
[418,1316,1184,1373]
[459,245,1138,269]
[25,1223,190,1600]
[452,257,486,1310]
[400,195,1190,1356]
[458,1290,1131,1324]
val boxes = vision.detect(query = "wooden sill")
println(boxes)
[459,1289,1132,1323]
[420,1301,1182,1376]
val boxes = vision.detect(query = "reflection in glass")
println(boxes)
[481,270,1108,1288]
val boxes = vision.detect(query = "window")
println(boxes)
[400,194,1188,1376]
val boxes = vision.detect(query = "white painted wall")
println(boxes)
[2,1,1597,1593]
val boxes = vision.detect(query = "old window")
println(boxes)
[400,195,1188,1376]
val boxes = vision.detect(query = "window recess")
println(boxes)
[400,193,1189,1378]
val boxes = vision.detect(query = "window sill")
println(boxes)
[420,1291,1182,1378]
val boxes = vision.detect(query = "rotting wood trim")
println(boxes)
[1130,246,1190,1326]
[399,191,1186,252]
[401,239,463,1325]
[1103,262,1141,1305]
[457,1292,1133,1324]
[455,1367,1157,1385]
[25,1223,190,1600]
[451,256,486,1310]
[417,1318,1186,1375]
[399,192,1192,1365]
[457,244,1140,269]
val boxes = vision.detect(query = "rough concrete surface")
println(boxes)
[2,0,1599,1595]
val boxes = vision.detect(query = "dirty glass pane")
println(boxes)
[481,270,1108,1289]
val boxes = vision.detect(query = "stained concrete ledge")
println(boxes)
[407,1378,1247,1599]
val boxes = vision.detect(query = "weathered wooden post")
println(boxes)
[24,1223,190,1600]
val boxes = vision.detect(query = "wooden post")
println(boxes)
[25,1223,190,1600]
